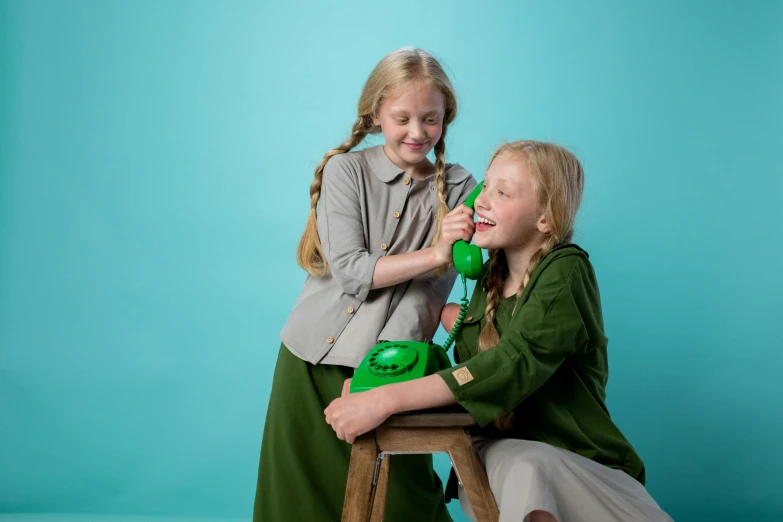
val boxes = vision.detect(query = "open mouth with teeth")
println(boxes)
[476,216,496,232]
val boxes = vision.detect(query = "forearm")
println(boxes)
[440,303,461,333]
[370,247,446,289]
[326,374,459,443]
[377,374,457,416]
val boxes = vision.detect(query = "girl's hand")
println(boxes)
[341,378,352,398]
[440,303,461,333]
[325,388,394,444]
[434,205,475,265]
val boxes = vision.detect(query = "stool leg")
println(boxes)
[342,432,378,522]
[369,453,391,522]
[449,430,499,522]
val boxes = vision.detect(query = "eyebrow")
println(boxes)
[388,109,442,117]
[485,176,518,188]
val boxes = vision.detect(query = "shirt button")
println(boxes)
[327,336,334,344]
[380,243,388,251]
[403,177,410,185]
[466,316,473,322]
[347,307,355,314]
[393,211,400,219]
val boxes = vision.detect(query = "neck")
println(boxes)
[406,159,435,179]
[409,163,435,179]
[502,239,547,297]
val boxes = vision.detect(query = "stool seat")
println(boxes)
[341,407,499,522]
[381,405,475,427]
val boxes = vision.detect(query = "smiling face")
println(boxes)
[473,152,551,252]
[372,82,445,175]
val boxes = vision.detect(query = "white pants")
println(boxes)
[458,439,673,522]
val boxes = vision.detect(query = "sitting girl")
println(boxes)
[325,140,672,522]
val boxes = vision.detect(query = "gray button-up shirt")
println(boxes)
[281,145,477,367]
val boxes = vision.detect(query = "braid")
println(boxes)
[512,236,558,312]
[430,132,452,275]
[477,250,506,352]
[431,135,449,244]
[296,115,372,276]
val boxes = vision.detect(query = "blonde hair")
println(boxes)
[296,47,458,277]
[476,141,584,429]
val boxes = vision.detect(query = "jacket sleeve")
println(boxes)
[436,257,590,426]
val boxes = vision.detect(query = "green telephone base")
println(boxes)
[349,340,452,393]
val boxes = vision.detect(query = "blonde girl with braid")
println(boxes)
[252,47,477,522]
[326,141,672,522]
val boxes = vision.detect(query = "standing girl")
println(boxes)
[325,141,672,522]
[253,47,478,521]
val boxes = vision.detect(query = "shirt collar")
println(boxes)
[365,145,405,183]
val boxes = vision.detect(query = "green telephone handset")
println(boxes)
[350,183,483,393]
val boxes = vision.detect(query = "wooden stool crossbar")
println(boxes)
[341,408,499,522]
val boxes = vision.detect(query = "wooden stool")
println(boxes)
[341,407,499,522]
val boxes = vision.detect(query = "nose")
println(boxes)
[408,121,425,140]
[475,188,489,210]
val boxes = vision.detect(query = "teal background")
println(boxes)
[1,1,781,521]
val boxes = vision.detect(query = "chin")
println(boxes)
[474,236,492,250]
[401,151,428,164]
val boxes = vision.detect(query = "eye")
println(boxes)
[396,118,408,124]
[498,190,508,197]
[425,118,439,125]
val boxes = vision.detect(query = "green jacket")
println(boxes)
[436,244,646,487]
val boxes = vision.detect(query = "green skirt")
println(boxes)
[253,343,452,522]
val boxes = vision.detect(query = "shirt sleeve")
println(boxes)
[378,170,478,341]
[377,266,458,342]
[318,154,384,301]
[436,257,590,426]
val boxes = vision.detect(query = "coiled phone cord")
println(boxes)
[442,273,469,352]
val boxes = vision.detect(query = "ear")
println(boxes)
[536,213,552,235]
[372,112,381,127]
